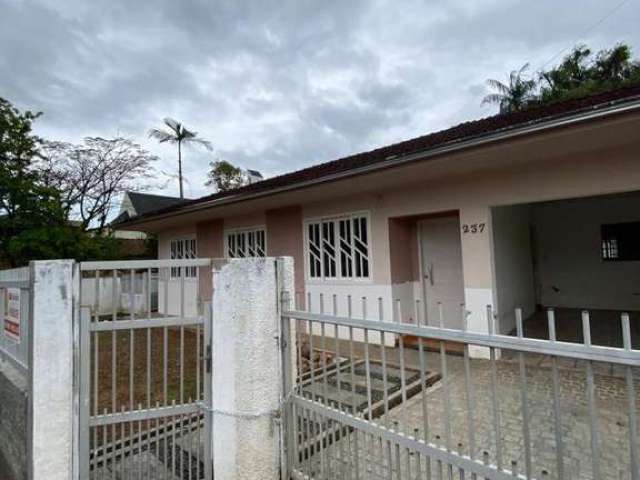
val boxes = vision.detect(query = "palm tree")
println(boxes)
[482,64,537,113]
[148,118,212,198]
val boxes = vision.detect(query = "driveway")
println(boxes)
[301,349,638,480]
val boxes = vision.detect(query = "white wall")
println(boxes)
[532,193,640,311]
[492,205,536,334]
[81,274,158,316]
[157,278,199,317]
[304,283,396,345]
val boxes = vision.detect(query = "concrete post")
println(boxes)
[28,260,74,480]
[212,257,295,480]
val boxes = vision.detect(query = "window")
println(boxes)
[170,237,197,278]
[226,228,266,258]
[601,222,640,261]
[307,213,370,280]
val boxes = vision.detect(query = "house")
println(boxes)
[110,191,189,239]
[117,85,640,343]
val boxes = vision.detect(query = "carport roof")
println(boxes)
[118,84,640,227]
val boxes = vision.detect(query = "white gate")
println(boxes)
[77,259,213,480]
[282,297,640,479]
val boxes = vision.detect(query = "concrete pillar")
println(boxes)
[28,260,74,480]
[212,257,295,480]
[459,206,495,358]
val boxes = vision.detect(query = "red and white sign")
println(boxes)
[4,288,21,343]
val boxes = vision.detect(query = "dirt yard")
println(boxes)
[91,327,201,414]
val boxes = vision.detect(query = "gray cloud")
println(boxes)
[1,0,639,199]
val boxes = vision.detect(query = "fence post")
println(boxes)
[28,260,75,480]
[211,257,294,480]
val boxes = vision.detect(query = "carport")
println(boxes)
[491,190,640,346]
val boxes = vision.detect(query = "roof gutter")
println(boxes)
[123,98,640,228]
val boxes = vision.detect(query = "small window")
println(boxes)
[601,222,640,261]
[226,228,266,258]
[307,213,371,280]
[170,238,197,278]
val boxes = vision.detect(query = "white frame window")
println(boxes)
[305,212,371,281]
[170,237,197,278]
[225,227,267,258]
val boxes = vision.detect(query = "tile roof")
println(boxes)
[112,192,189,225]
[123,84,640,224]
[127,192,189,216]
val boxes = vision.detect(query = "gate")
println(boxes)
[282,297,640,479]
[77,259,213,480]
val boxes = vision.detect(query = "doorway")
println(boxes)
[419,214,465,329]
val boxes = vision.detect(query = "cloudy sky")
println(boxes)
[1,0,639,201]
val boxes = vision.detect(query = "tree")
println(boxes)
[148,118,212,198]
[0,97,68,265]
[482,63,537,113]
[539,45,592,101]
[38,137,160,232]
[539,44,640,103]
[483,43,640,113]
[205,160,246,192]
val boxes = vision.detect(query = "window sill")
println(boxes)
[305,278,374,286]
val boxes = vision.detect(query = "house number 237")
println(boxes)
[462,223,486,234]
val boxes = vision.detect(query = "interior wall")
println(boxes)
[532,192,640,311]
[492,204,536,334]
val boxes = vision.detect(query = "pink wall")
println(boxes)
[196,219,224,301]
[266,206,305,306]
[389,217,420,283]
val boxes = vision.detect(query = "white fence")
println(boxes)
[80,271,159,316]
[79,264,201,317]
[0,266,30,372]
[282,303,640,480]
[0,261,75,480]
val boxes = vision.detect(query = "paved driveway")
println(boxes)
[302,349,638,480]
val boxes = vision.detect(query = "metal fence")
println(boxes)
[282,295,640,480]
[77,259,213,480]
[0,266,30,373]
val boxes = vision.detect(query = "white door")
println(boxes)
[419,215,465,328]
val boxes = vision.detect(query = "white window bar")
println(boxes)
[306,213,370,280]
[170,238,197,278]
[226,228,266,258]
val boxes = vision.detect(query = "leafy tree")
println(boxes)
[483,43,640,113]
[0,97,125,266]
[482,64,537,113]
[7,227,120,267]
[592,44,636,83]
[0,97,68,265]
[205,159,246,192]
[539,45,593,102]
[148,118,212,198]
[38,137,159,232]
[539,44,640,102]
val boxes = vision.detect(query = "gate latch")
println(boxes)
[203,345,212,373]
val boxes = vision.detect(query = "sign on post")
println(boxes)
[4,287,21,343]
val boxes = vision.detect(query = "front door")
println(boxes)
[419,215,465,328]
